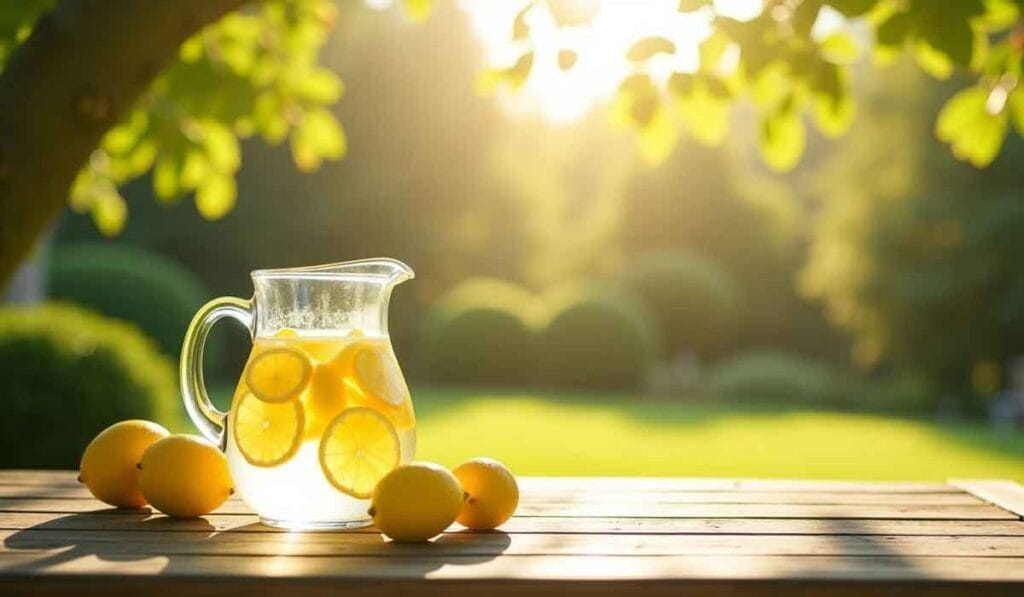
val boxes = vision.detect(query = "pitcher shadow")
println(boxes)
[3,509,511,579]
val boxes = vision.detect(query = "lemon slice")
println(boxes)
[245,347,312,403]
[303,364,348,440]
[352,346,408,406]
[231,392,304,467]
[318,407,399,499]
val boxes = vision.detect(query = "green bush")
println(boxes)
[847,375,937,413]
[47,242,217,369]
[706,350,837,406]
[621,250,742,358]
[536,283,661,391]
[0,303,179,468]
[415,278,540,385]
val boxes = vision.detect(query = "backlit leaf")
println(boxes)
[195,173,237,220]
[678,0,710,12]
[627,36,677,62]
[828,0,878,18]
[513,6,530,40]
[558,49,578,70]
[291,108,346,172]
[759,104,806,171]
[548,0,600,27]
[936,86,1009,167]
[1010,88,1024,136]
[821,31,861,64]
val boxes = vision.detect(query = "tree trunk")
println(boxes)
[0,0,250,286]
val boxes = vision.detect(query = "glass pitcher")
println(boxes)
[180,258,415,529]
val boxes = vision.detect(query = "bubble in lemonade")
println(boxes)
[226,330,415,528]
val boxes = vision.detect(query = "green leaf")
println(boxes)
[627,36,677,62]
[808,63,854,137]
[678,81,730,144]
[913,40,954,79]
[296,67,343,104]
[936,86,1009,167]
[699,30,730,71]
[402,0,433,23]
[759,104,806,171]
[821,31,861,64]
[678,0,710,12]
[828,0,878,18]
[616,73,661,128]
[513,6,530,40]
[291,108,346,172]
[914,3,979,68]
[201,121,240,173]
[558,49,578,70]
[875,10,910,53]
[153,154,183,200]
[481,50,535,91]
[195,173,237,220]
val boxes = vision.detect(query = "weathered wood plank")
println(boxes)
[1,552,1024,583]
[0,484,983,506]
[0,471,957,493]
[0,497,1012,519]
[952,480,1024,518]
[2,528,1023,557]
[3,511,1023,536]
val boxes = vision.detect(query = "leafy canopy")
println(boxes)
[1,0,1021,235]
[484,0,1024,171]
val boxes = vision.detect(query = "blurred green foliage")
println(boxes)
[0,303,178,468]
[415,278,540,385]
[537,283,661,390]
[706,350,839,407]
[621,250,742,358]
[46,243,219,370]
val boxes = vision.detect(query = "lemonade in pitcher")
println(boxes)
[180,259,416,529]
[226,332,415,528]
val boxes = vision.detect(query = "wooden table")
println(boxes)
[1,472,1023,595]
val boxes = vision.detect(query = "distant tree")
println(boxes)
[801,62,1024,391]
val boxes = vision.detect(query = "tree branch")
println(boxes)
[0,0,251,286]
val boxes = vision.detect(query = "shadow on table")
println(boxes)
[3,509,511,578]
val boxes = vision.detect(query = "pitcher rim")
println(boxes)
[250,258,414,282]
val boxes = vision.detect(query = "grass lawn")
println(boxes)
[411,388,1024,481]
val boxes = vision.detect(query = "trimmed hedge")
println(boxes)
[47,243,217,368]
[621,250,742,358]
[0,303,179,468]
[536,283,661,390]
[415,278,540,385]
[705,350,836,406]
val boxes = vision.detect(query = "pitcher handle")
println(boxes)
[180,296,254,445]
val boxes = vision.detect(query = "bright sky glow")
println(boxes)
[459,0,769,125]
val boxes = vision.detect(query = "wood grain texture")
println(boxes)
[0,471,1022,596]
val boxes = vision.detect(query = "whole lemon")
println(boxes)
[369,462,463,542]
[137,434,233,518]
[453,458,519,530]
[79,420,169,508]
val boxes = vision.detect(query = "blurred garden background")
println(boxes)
[2,0,1023,478]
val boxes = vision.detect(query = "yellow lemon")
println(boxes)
[303,363,348,440]
[318,407,399,499]
[79,420,169,508]
[137,434,233,518]
[369,462,463,542]
[231,391,304,466]
[245,346,311,403]
[453,458,519,530]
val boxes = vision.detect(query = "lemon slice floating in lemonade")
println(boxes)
[304,363,348,440]
[245,347,312,403]
[318,407,399,499]
[231,392,304,467]
[352,345,408,406]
